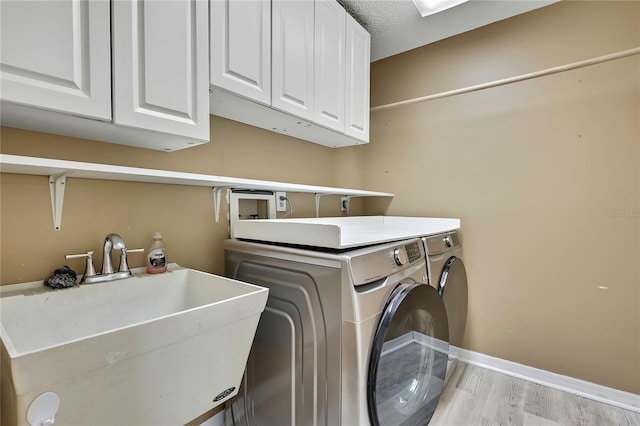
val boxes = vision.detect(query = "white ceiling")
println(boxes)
[339,0,559,62]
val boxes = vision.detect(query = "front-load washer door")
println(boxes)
[367,282,449,426]
[438,256,468,348]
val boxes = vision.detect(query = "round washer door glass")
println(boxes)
[367,282,449,426]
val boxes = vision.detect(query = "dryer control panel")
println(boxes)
[424,231,461,255]
[349,239,425,286]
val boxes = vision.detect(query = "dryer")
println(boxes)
[422,231,468,382]
[224,237,449,425]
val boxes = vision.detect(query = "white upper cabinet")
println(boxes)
[0,0,209,150]
[345,13,370,142]
[210,0,271,105]
[313,0,346,132]
[209,0,370,147]
[112,0,209,141]
[271,0,315,121]
[0,0,111,120]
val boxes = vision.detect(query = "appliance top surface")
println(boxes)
[231,216,461,249]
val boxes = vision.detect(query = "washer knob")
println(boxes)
[444,235,453,248]
[393,248,408,266]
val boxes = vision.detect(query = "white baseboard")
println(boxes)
[450,346,640,413]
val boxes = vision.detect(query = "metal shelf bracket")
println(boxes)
[213,187,231,223]
[49,173,68,231]
[314,193,325,218]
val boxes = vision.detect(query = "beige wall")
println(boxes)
[365,1,640,393]
[1,0,638,399]
[0,117,365,285]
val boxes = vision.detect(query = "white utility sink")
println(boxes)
[0,264,268,426]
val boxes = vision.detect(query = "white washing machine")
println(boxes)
[422,231,468,382]
[224,237,450,425]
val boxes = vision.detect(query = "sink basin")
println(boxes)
[0,264,268,425]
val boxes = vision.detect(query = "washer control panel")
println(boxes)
[350,239,425,286]
[404,241,423,263]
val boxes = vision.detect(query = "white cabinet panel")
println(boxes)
[113,0,209,141]
[272,0,315,121]
[0,0,111,120]
[210,0,370,147]
[345,14,370,142]
[211,0,271,105]
[314,0,346,132]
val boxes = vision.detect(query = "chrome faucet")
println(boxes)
[102,233,127,275]
[65,233,143,284]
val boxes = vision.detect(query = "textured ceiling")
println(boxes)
[339,0,559,62]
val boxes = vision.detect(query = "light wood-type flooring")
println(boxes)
[430,363,640,426]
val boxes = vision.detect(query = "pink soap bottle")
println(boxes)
[146,232,167,274]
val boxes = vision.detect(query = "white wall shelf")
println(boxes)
[0,154,393,230]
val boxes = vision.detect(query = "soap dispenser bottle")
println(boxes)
[146,232,167,274]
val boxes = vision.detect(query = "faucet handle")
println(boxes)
[65,251,96,278]
[118,248,144,273]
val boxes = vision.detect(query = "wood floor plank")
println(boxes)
[457,365,497,425]
[483,371,527,425]
[432,364,466,411]
[456,363,488,394]
[524,381,583,425]
[623,408,640,425]
[430,362,640,426]
[523,411,567,426]
[432,364,493,425]
[430,363,470,425]
[571,393,610,425]
[523,382,559,423]
[430,387,476,426]
[577,394,640,426]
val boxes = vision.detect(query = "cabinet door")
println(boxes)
[272,0,314,121]
[0,0,111,120]
[112,0,209,141]
[345,14,370,142]
[313,0,346,132]
[211,0,270,105]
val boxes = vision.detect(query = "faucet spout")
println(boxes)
[70,233,142,285]
[102,233,126,275]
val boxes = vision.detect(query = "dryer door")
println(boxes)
[438,256,468,348]
[367,282,449,426]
